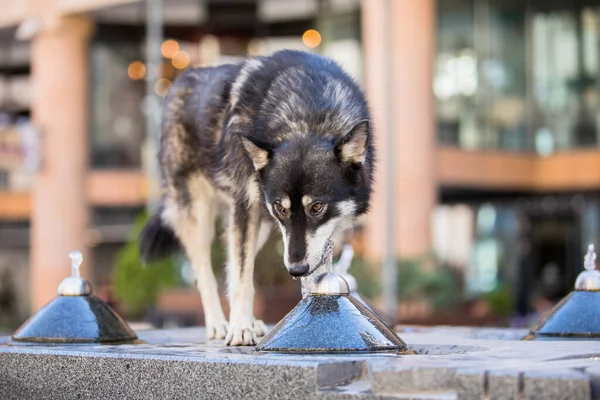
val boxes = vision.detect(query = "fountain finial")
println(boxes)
[575,244,600,290]
[58,250,92,296]
[69,250,83,277]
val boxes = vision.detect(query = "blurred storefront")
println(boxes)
[0,0,599,324]
[435,0,600,318]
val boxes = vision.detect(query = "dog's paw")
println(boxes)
[253,319,268,337]
[206,321,228,340]
[225,322,257,346]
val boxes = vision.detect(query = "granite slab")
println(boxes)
[1,326,599,399]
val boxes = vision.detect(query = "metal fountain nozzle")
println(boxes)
[310,242,351,295]
[301,242,356,296]
[312,272,350,295]
[575,244,600,291]
[57,250,92,296]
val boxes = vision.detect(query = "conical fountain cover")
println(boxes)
[524,244,600,341]
[255,289,407,353]
[256,244,407,353]
[12,251,138,344]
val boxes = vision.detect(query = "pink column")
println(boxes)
[30,16,94,311]
[362,0,436,261]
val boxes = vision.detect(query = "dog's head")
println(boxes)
[240,120,372,277]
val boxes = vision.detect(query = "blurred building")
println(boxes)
[0,0,599,320]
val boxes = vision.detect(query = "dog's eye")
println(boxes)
[274,202,287,215]
[310,202,324,215]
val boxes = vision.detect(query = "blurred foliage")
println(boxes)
[348,256,379,298]
[211,225,297,290]
[254,236,299,289]
[349,254,462,312]
[209,220,227,279]
[397,256,462,312]
[482,282,514,317]
[0,268,19,330]
[113,212,182,318]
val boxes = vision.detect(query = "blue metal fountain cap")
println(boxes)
[524,244,600,341]
[12,251,138,344]
[254,288,408,353]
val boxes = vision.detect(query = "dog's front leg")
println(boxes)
[225,200,260,346]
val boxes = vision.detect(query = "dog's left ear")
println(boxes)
[336,120,369,166]
[239,135,273,171]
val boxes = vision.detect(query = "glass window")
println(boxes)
[436,0,527,150]
[90,40,146,168]
[436,0,600,152]
[482,0,527,150]
[532,7,599,151]
[436,0,477,147]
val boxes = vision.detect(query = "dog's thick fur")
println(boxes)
[140,50,374,346]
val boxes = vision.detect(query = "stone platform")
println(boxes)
[1,326,600,399]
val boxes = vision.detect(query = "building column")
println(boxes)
[30,16,94,311]
[362,0,436,261]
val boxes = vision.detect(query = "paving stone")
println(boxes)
[372,367,457,395]
[454,369,485,400]
[522,369,590,400]
[488,370,521,400]
[581,365,600,400]
[318,360,367,389]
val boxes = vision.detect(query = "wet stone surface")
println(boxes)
[2,326,600,399]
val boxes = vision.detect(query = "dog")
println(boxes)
[139,50,375,346]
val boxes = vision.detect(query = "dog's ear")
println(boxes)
[336,120,369,166]
[239,134,273,171]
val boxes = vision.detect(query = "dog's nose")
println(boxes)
[288,264,309,277]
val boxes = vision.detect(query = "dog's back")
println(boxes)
[158,63,241,188]
[161,50,369,177]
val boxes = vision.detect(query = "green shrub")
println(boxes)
[396,257,461,311]
[347,256,380,298]
[113,212,182,318]
[482,283,514,317]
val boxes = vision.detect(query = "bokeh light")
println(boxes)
[157,62,175,79]
[302,29,322,48]
[127,61,146,80]
[154,78,172,97]
[171,50,190,69]
[161,39,180,59]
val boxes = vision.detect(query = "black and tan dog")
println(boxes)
[140,50,374,345]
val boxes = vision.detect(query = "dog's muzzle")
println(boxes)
[288,264,309,277]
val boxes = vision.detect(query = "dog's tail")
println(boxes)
[139,210,181,264]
